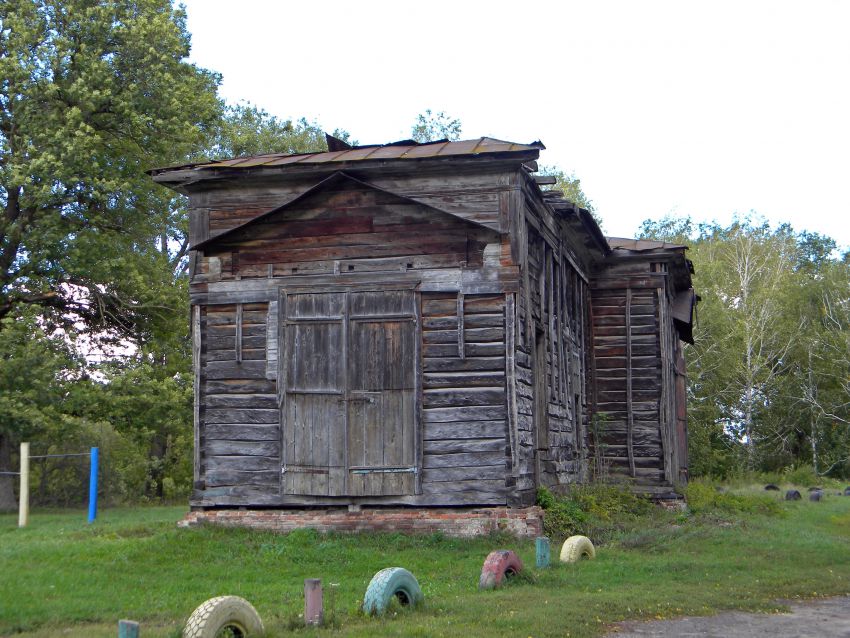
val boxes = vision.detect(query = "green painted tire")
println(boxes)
[559,535,596,563]
[183,596,264,638]
[362,567,424,616]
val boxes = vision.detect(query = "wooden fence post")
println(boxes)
[305,578,323,626]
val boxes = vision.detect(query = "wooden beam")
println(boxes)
[625,288,636,478]
[192,305,202,489]
[505,293,520,478]
[457,293,465,359]
[235,303,243,363]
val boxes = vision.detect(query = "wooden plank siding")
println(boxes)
[189,174,521,507]
[421,293,508,502]
[509,214,591,504]
[590,271,671,487]
[199,303,281,491]
[171,150,691,511]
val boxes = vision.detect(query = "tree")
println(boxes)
[410,109,462,142]
[0,0,221,509]
[208,103,353,160]
[640,216,850,477]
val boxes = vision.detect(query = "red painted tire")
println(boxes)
[478,550,523,590]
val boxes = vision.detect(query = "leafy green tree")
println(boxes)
[0,0,221,508]
[208,103,353,159]
[641,216,850,477]
[411,109,462,142]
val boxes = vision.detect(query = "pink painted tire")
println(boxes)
[478,550,523,590]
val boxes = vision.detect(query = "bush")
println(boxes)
[536,484,653,542]
[537,488,588,540]
[684,480,782,516]
[785,464,820,487]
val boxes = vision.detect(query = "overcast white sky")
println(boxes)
[181,0,850,250]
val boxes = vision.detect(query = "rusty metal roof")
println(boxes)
[606,237,688,252]
[151,137,545,175]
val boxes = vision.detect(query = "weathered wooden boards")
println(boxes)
[177,150,690,511]
[422,293,508,502]
[200,303,281,491]
[191,173,523,507]
[515,224,590,498]
[590,277,668,486]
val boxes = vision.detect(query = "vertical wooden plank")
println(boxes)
[383,391,402,495]
[313,395,329,496]
[521,215,532,349]
[546,247,556,403]
[505,293,520,478]
[557,256,568,408]
[457,293,465,359]
[192,305,201,489]
[560,258,571,413]
[342,290,350,495]
[364,392,384,495]
[278,291,287,495]
[413,291,423,495]
[328,396,346,495]
[235,303,243,363]
[658,285,673,485]
[402,389,416,494]
[625,288,636,478]
[347,397,365,496]
[266,300,278,380]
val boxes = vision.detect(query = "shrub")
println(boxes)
[684,480,782,516]
[536,484,653,541]
[537,488,588,540]
[785,464,820,487]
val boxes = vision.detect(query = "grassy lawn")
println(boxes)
[2,486,850,637]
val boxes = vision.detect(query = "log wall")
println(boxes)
[189,172,517,508]
[590,261,681,489]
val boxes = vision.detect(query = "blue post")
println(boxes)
[118,620,139,638]
[536,536,551,568]
[88,447,98,523]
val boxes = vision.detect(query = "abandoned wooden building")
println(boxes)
[151,137,696,533]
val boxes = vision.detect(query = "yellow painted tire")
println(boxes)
[559,535,596,563]
[183,596,264,638]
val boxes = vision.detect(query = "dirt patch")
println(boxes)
[611,596,850,637]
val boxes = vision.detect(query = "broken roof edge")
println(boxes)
[605,236,689,252]
[148,136,546,181]
[527,173,611,258]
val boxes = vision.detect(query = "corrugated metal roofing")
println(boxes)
[150,137,544,175]
[606,237,688,251]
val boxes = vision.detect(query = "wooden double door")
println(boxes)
[280,289,418,497]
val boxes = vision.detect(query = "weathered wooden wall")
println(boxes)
[503,177,597,505]
[189,172,522,507]
[590,259,683,489]
[179,158,684,510]
[188,164,517,250]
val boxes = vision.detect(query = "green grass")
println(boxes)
[2,489,850,637]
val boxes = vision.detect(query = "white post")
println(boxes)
[18,442,29,528]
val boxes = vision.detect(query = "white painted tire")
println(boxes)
[559,535,596,563]
[183,595,264,638]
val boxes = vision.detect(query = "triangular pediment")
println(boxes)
[193,171,497,252]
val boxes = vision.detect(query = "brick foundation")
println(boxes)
[178,506,544,538]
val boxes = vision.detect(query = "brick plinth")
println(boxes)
[178,506,544,538]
